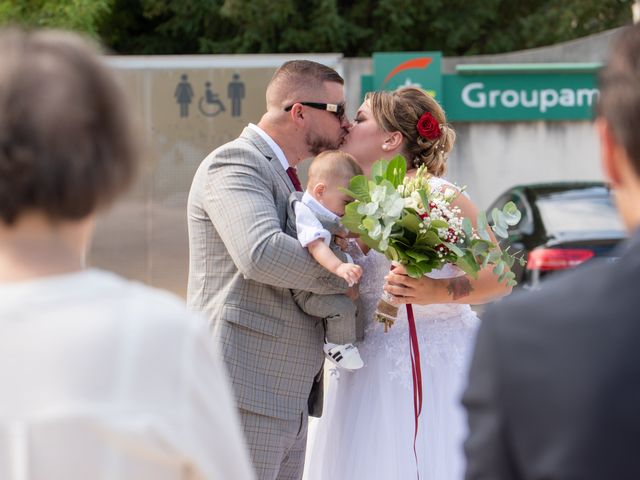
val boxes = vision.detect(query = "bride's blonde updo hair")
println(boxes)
[366,87,455,176]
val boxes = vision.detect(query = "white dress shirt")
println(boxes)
[247,123,290,171]
[0,269,255,480]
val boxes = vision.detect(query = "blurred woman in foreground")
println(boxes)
[0,29,254,480]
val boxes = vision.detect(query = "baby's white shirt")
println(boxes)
[294,192,338,247]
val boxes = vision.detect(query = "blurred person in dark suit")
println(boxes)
[463,22,640,480]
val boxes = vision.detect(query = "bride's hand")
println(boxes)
[383,264,439,305]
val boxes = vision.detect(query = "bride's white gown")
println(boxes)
[304,181,480,480]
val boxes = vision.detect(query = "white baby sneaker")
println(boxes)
[323,343,364,371]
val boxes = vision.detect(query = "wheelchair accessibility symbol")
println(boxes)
[198,81,226,117]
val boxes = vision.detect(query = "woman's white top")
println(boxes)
[0,269,255,480]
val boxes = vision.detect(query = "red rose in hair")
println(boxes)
[416,111,441,140]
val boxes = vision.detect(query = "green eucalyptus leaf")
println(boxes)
[501,250,515,268]
[493,261,505,276]
[444,242,464,257]
[502,201,522,225]
[462,217,473,237]
[491,208,508,229]
[470,240,490,257]
[492,223,508,239]
[456,256,479,279]
[484,248,502,268]
[477,211,491,241]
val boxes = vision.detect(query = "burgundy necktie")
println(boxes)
[286,167,303,192]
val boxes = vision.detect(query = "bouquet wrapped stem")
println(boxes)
[375,291,399,332]
[341,156,524,331]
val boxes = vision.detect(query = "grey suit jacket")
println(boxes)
[187,127,348,420]
[463,230,640,480]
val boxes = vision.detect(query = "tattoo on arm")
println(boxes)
[447,277,473,300]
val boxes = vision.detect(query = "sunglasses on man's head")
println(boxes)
[284,102,346,121]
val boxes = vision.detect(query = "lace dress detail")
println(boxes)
[304,177,478,480]
[350,249,479,390]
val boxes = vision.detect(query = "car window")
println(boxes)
[536,187,624,235]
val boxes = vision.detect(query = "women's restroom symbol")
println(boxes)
[199,81,226,117]
[175,74,194,118]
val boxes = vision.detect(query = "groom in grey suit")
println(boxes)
[463,23,640,480]
[187,60,352,480]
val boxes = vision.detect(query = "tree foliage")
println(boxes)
[0,0,110,37]
[0,0,633,56]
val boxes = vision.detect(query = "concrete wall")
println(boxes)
[447,121,601,207]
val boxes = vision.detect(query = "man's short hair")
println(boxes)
[266,60,344,108]
[0,29,139,225]
[597,24,640,173]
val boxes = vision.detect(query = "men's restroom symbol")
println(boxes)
[175,74,194,118]
[199,81,226,117]
[227,73,245,117]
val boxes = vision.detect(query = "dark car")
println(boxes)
[487,182,626,288]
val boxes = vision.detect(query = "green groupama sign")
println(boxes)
[365,53,601,122]
[372,52,443,99]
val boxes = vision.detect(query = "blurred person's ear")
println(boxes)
[596,117,623,187]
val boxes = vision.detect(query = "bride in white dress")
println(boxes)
[304,87,511,479]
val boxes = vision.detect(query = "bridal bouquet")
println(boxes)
[340,156,524,331]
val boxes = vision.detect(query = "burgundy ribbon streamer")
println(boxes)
[407,303,423,479]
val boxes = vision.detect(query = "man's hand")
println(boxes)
[335,262,363,287]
